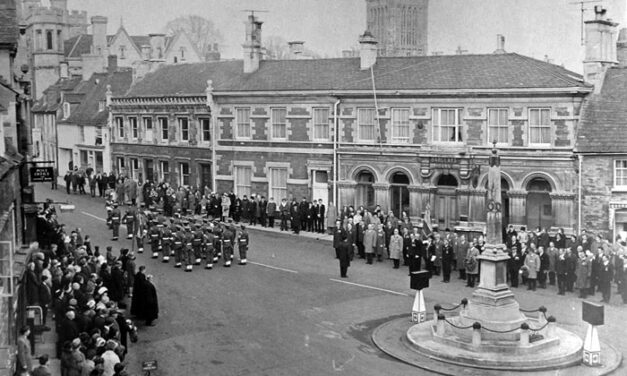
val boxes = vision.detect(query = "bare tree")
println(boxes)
[165,15,223,57]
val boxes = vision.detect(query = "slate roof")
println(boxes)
[0,0,18,50]
[575,66,627,153]
[124,53,588,97]
[60,69,133,126]
[32,76,83,112]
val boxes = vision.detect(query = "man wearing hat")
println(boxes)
[172,225,184,268]
[110,203,121,241]
[237,225,249,265]
[203,223,216,269]
[161,222,172,263]
[31,354,51,376]
[192,223,204,265]
[149,219,161,259]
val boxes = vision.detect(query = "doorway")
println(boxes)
[355,171,375,210]
[390,172,410,217]
[312,170,329,203]
[526,178,552,230]
[436,174,458,229]
[199,163,212,190]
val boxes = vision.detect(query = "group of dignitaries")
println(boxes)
[330,206,627,305]
[106,200,250,272]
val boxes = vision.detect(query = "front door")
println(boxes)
[200,164,212,190]
[436,189,457,229]
[390,185,410,217]
[312,170,329,203]
[144,160,154,183]
[527,192,552,230]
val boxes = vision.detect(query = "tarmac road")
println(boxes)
[35,183,626,376]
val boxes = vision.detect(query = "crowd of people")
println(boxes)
[20,202,160,376]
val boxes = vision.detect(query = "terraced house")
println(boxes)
[111,14,600,233]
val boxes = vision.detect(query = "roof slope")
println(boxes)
[62,69,132,126]
[32,76,83,112]
[125,53,587,97]
[576,66,627,153]
[0,0,18,50]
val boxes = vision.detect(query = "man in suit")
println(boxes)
[16,326,33,374]
[316,199,326,233]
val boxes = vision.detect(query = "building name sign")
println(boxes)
[29,167,54,182]
[430,157,459,169]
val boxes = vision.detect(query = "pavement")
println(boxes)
[32,183,627,376]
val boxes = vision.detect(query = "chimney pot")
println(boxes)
[288,41,305,59]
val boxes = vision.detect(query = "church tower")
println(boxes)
[365,0,428,57]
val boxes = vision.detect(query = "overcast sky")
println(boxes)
[65,0,627,73]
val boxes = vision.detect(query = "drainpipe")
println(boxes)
[333,98,341,209]
[578,154,583,235]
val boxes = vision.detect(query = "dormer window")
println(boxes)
[119,45,126,59]
[62,102,70,119]
[98,100,105,112]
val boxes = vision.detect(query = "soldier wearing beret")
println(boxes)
[110,203,121,241]
[172,225,184,268]
[183,224,195,271]
[222,223,235,267]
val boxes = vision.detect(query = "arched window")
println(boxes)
[437,174,458,187]
[46,30,53,50]
[390,172,410,216]
[356,171,375,209]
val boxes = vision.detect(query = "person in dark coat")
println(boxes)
[130,266,147,319]
[332,220,344,259]
[337,234,351,278]
[143,275,159,326]
[290,200,301,234]
[24,261,41,306]
[538,246,550,288]
[109,261,126,304]
[441,239,455,283]
[598,254,614,303]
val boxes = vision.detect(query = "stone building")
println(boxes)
[0,0,35,373]
[111,14,592,234]
[366,0,428,56]
[576,25,627,239]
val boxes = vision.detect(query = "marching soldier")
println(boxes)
[105,193,114,229]
[213,221,223,260]
[149,220,161,259]
[123,205,137,240]
[237,225,249,265]
[183,224,195,271]
[222,223,235,267]
[204,225,215,269]
[161,223,172,263]
[136,204,148,253]
[192,224,204,265]
[173,225,184,268]
[111,203,121,241]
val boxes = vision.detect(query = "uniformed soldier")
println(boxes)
[183,223,195,271]
[105,195,114,229]
[136,203,148,253]
[213,221,223,261]
[222,224,235,267]
[161,223,172,263]
[192,224,203,265]
[111,203,121,240]
[204,225,215,269]
[149,220,161,259]
[237,225,249,265]
[173,225,184,268]
[123,205,137,239]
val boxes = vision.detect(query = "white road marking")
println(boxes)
[329,278,410,297]
[248,261,298,274]
[81,211,107,222]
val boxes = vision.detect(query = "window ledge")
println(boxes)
[611,187,627,193]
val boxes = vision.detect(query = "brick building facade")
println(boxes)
[110,14,593,233]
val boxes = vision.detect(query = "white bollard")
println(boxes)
[411,290,426,323]
[583,324,601,366]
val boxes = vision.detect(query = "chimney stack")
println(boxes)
[359,30,378,70]
[617,28,627,67]
[288,41,305,59]
[50,0,68,10]
[493,34,506,54]
[149,33,166,61]
[583,6,618,92]
[60,61,69,79]
[91,16,108,56]
[243,14,263,73]
[107,55,118,74]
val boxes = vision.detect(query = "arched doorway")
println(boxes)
[485,177,510,227]
[355,170,375,209]
[390,172,410,217]
[436,174,458,229]
[526,178,552,230]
